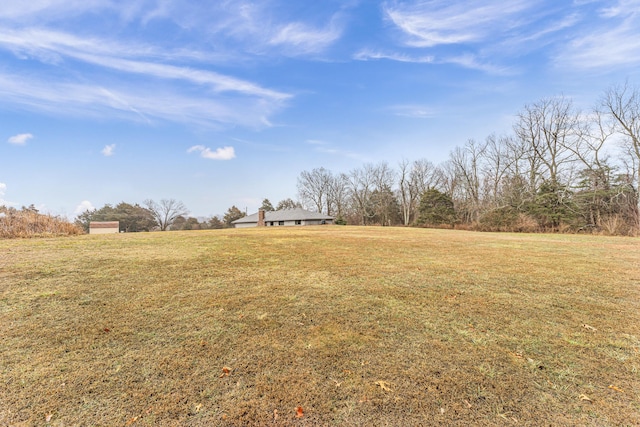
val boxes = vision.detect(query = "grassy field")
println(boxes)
[1,227,639,426]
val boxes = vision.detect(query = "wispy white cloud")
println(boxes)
[0,0,114,21]
[0,71,283,128]
[305,139,364,160]
[8,133,33,145]
[187,145,236,160]
[557,2,640,69]
[101,144,115,156]
[268,18,343,55]
[74,200,95,215]
[388,105,436,119]
[442,54,514,75]
[384,0,532,47]
[354,49,510,75]
[599,0,640,18]
[0,28,290,101]
[354,49,434,63]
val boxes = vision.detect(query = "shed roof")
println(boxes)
[232,208,334,224]
[90,221,120,228]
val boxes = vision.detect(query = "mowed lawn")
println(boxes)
[1,227,639,426]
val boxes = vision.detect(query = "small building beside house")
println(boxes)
[89,221,119,234]
[232,208,334,228]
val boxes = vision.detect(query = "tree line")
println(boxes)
[73,198,305,232]
[296,83,640,235]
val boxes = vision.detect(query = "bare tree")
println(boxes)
[276,198,302,210]
[601,82,640,228]
[327,173,349,219]
[448,139,487,222]
[347,164,376,225]
[514,96,580,186]
[482,134,516,208]
[398,159,412,226]
[144,199,188,231]
[398,158,438,225]
[297,168,332,214]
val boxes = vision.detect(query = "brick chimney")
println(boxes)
[257,209,266,227]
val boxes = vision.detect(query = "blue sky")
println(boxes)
[1,0,640,218]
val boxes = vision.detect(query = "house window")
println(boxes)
[295,220,301,225]
[269,222,274,226]
[278,221,285,226]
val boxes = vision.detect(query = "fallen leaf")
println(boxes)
[375,381,393,392]
[440,407,445,414]
[464,400,472,408]
[194,403,202,413]
[221,413,227,420]
[582,324,597,332]
[579,394,592,402]
[608,384,624,393]
[273,409,278,421]
[295,406,304,418]
[125,416,138,426]
[103,328,110,333]
[332,379,342,387]
[219,367,232,378]
[46,414,53,423]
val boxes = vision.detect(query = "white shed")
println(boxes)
[89,221,119,234]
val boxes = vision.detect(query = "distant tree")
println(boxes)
[276,198,302,210]
[171,215,187,230]
[74,202,155,233]
[208,216,225,229]
[186,217,201,230]
[525,181,576,230]
[223,205,245,227]
[114,202,156,232]
[260,198,275,211]
[417,189,456,226]
[144,199,188,231]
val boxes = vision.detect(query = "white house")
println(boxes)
[232,208,334,228]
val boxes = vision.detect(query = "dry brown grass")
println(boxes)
[1,227,639,426]
[0,207,82,238]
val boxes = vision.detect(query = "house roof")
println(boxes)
[232,208,334,224]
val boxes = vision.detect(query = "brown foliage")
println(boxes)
[0,206,83,238]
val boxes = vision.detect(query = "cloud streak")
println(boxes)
[0,70,283,128]
[556,2,640,69]
[384,0,532,47]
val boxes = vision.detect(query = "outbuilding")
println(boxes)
[89,221,119,234]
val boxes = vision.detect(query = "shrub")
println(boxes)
[0,206,83,238]
[417,189,456,227]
